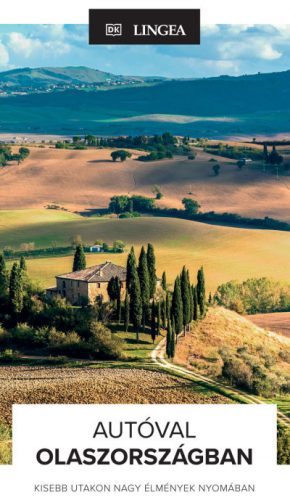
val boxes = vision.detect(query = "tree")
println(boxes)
[180,266,191,333]
[124,291,130,332]
[166,291,171,324]
[182,198,200,215]
[111,150,132,162]
[151,300,156,343]
[113,240,126,253]
[152,185,163,199]
[237,159,245,169]
[267,146,283,167]
[263,144,268,162]
[193,285,198,321]
[161,271,167,291]
[73,244,86,272]
[130,269,142,340]
[19,147,30,161]
[109,195,130,214]
[157,301,161,336]
[213,164,221,176]
[126,247,137,293]
[197,267,206,317]
[19,255,27,271]
[107,276,120,302]
[166,319,172,358]
[171,319,176,356]
[147,243,157,298]
[171,277,183,335]
[0,253,8,297]
[138,246,151,329]
[161,299,167,329]
[9,263,23,315]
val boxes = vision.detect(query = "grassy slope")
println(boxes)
[175,307,290,416]
[1,211,290,290]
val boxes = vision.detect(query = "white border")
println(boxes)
[1,0,290,24]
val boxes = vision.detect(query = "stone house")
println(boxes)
[46,261,127,305]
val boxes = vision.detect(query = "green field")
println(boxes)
[2,209,290,291]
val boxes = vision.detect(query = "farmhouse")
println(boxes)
[46,261,127,305]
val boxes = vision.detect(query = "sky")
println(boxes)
[1,24,290,77]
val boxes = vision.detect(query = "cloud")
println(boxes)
[0,42,9,67]
[7,32,71,58]
[218,38,281,61]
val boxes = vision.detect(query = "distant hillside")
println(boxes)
[0,68,290,136]
[0,66,163,89]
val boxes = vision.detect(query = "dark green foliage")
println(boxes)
[0,253,8,297]
[161,299,167,329]
[124,291,129,332]
[107,276,121,302]
[147,243,157,298]
[126,247,136,293]
[19,255,27,271]
[182,198,200,215]
[193,286,198,321]
[72,244,86,272]
[138,246,150,328]
[277,424,290,464]
[208,292,212,304]
[161,271,167,291]
[109,195,155,215]
[151,299,156,343]
[166,291,171,322]
[180,266,191,331]
[9,263,23,314]
[171,318,176,355]
[157,301,161,336]
[111,150,132,162]
[197,267,206,317]
[171,277,183,335]
[166,319,172,358]
[267,146,283,166]
[130,269,142,339]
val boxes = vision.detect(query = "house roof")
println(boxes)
[56,261,127,283]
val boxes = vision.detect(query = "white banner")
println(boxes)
[0,403,288,499]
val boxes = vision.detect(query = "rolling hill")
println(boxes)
[0,66,157,89]
[2,211,290,290]
[1,68,290,135]
[1,146,290,222]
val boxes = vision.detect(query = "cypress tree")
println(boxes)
[208,292,212,304]
[171,277,183,335]
[130,268,142,340]
[171,276,183,335]
[19,255,27,271]
[180,266,191,333]
[197,266,206,317]
[124,291,130,332]
[73,244,86,272]
[9,263,23,314]
[151,299,156,343]
[147,243,157,298]
[189,284,194,321]
[166,291,171,323]
[126,246,136,293]
[166,319,172,358]
[161,271,167,291]
[193,285,198,321]
[157,301,161,335]
[138,246,150,330]
[0,253,8,297]
[171,318,176,357]
[161,299,167,329]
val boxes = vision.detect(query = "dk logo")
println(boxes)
[105,24,122,36]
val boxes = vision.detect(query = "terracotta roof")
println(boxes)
[56,261,127,283]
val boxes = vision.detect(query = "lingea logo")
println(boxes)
[133,24,186,37]
[89,9,200,45]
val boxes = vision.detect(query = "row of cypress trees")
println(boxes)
[0,253,27,315]
[166,265,206,359]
